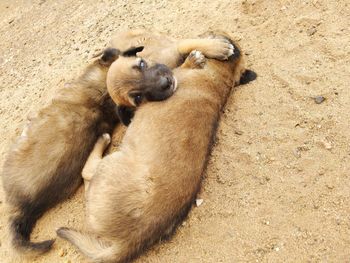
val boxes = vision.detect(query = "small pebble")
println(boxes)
[196,199,203,207]
[314,96,326,104]
[318,169,325,175]
[326,184,334,190]
[59,248,66,257]
[307,27,317,36]
[293,148,301,158]
[235,130,243,135]
[322,141,332,150]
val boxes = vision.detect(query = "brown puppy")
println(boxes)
[57,32,248,262]
[1,50,120,254]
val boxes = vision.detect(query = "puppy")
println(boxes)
[1,49,120,254]
[57,32,249,262]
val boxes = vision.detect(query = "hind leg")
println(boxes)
[82,133,111,192]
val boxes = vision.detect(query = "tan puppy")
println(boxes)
[57,32,248,262]
[1,50,120,254]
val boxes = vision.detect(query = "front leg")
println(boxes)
[106,124,127,154]
[177,38,234,60]
[82,133,111,193]
[181,50,206,69]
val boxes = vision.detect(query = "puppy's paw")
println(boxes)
[101,133,111,146]
[94,133,111,152]
[205,38,235,60]
[187,50,206,68]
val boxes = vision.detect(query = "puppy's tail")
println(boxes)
[57,227,122,262]
[10,212,55,254]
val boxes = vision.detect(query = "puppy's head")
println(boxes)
[106,48,177,125]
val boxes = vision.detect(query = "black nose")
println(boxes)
[160,76,172,90]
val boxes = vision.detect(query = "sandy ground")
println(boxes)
[0,0,349,262]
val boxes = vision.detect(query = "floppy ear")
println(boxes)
[122,46,144,57]
[116,105,135,126]
[239,69,257,85]
[100,48,120,66]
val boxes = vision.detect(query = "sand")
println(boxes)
[0,0,349,262]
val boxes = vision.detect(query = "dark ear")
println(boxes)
[116,105,135,126]
[122,46,144,57]
[100,48,120,66]
[239,69,257,85]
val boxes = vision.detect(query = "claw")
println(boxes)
[228,49,234,57]
[194,50,201,59]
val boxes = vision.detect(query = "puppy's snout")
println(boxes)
[143,63,176,102]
